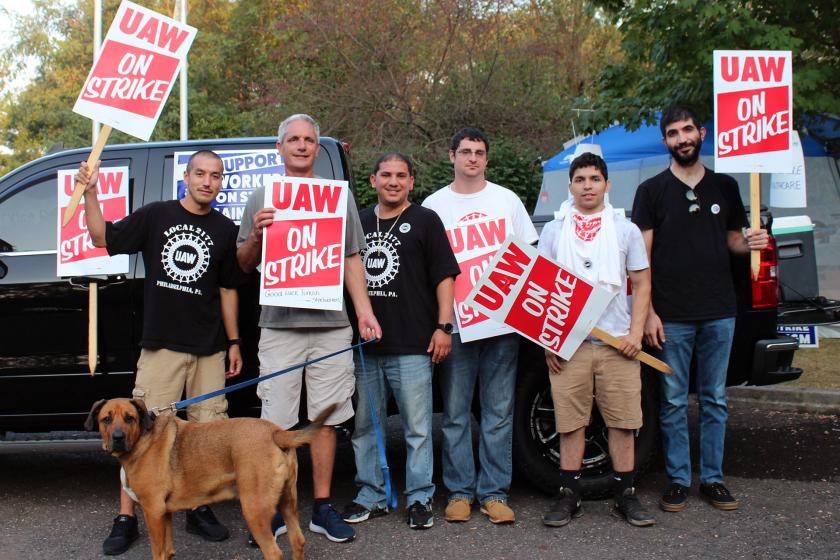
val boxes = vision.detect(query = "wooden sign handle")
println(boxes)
[749,172,761,280]
[591,326,673,374]
[88,281,98,374]
[61,124,113,227]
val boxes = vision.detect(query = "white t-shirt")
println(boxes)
[538,214,648,339]
[422,181,538,243]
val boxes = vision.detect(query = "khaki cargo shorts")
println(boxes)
[549,341,642,433]
[257,326,355,430]
[132,348,228,423]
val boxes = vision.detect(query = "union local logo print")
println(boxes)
[713,50,793,173]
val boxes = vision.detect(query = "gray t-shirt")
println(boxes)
[237,183,366,328]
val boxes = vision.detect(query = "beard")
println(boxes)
[668,139,701,167]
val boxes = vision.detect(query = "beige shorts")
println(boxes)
[132,348,228,423]
[257,326,355,429]
[549,341,642,433]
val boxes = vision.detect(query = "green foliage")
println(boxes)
[584,0,840,131]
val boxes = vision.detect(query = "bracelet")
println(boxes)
[227,338,241,347]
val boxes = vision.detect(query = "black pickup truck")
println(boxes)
[0,137,801,498]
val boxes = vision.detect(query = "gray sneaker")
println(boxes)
[613,488,656,527]
[340,502,389,524]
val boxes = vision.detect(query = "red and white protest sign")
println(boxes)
[73,0,197,141]
[260,178,348,310]
[445,213,514,342]
[466,237,613,360]
[713,50,793,173]
[56,167,129,277]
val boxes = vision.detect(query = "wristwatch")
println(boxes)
[436,323,454,334]
[227,338,241,347]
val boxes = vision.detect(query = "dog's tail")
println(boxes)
[272,403,339,449]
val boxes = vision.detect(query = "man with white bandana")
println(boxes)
[537,152,655,528]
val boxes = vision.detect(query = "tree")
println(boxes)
[583,0,840,131]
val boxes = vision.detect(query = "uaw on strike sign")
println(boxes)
[714,50,793,173]
[56,167,129,277]
[260,178,348,311]
[446,214,513,342]
[73,1,197,141]
[466,237,613,360]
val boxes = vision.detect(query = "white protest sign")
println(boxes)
[445,215,514,342]
[260,178,348,310]
[466,236,613,360]
[56,167,129,277]
[73,0,197,141]
[770,131,807,208]
[713,50,793,173]
[174,150,284,224]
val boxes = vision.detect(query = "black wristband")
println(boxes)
[227,338,241,347]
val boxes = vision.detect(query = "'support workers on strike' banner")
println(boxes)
[713,50,793,174]
[260,178,348,311]
[446,215,515,342]
[56,167,129,277]
[174,150,284,225]
[73,0,197,141]
[466,237,613,360]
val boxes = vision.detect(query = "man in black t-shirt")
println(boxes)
[631,105,768,514]
[340,153,459,530]
[78,150,244,555]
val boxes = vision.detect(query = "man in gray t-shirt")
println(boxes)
[237,114,381,544]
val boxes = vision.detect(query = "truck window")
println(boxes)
[0,178,57,253]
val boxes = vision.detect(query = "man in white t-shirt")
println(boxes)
[537,152,654,528]
[423,127,538,524]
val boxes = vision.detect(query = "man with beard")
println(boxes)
[631,105,768,513]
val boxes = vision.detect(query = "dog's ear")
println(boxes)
[130,399,154,432]
[85,399,108,431]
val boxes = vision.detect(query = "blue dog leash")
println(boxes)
[357,338,399,510]
[171,338,376,411]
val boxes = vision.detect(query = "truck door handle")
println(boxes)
[67,275,128,288]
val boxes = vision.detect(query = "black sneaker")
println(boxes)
[407,501,434,530]
[612,488,656,527]
[247,510,287,547]
[542,487,582,527]
[340,502,389,524]
[185,505,230,542]
[700,482,740,511]
[102,514,139,556]
[659,483,689,512]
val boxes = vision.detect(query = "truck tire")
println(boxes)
[513,362,660,499]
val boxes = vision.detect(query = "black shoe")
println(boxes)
[612,488,656,527]
[186,505,230,542]
[659,483,689,512]
[247,510,287,547]
[542,487,582,527]
[407,501,434,530]
[700,482,740,511]
[102,514,139,556]
[340,502,389,524]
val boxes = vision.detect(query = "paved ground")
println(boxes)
[1,403,838,560]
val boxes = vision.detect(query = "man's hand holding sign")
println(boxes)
[58,1,196,374]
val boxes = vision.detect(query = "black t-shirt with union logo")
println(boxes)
[356,203,460,355]
[631,167,749,321]
[105,200,244,355]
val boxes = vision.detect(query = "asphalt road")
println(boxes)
[1,403,838,560]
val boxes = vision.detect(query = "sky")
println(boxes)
[1,0,39,95]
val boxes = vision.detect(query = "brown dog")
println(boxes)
[86,398,335,560]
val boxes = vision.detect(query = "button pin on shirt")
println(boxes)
[583,259,593,269]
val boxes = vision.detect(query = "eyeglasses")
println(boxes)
[455,148,487,158]
[685,189,700,215]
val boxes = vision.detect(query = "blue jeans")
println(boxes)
[440,333,519,504]
[351,352,434,508]
[659,318,736,486]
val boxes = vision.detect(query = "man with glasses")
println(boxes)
[631,105,768,514]
[423,127,538,524]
